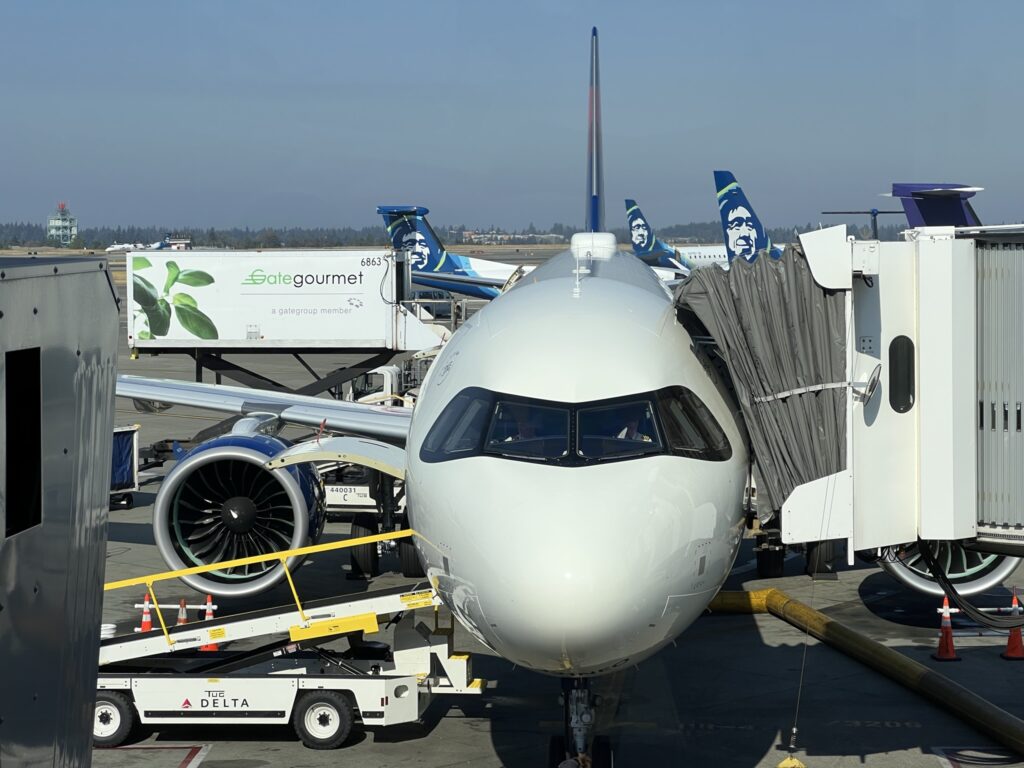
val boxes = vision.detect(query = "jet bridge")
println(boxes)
[677,225,1024,595]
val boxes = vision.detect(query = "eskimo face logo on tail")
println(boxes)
[725,204,758,261]
[629,213,651,251]
[401,229,431,270]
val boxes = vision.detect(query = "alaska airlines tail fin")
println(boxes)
[377,205,502,300]
[377,205,449,272]
[586,27,604,232]
[713,171,779,262]
[890,183,983,228]
[624,199,692,273]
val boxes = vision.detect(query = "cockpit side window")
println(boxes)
[657,386,732,461]
[420,387,493,462]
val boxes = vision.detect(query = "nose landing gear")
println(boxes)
[549,679,613,768]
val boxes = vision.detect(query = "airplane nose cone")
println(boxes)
[419,457,744,676]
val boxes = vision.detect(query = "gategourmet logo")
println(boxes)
[242,268,366,289]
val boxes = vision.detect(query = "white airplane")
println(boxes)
[106,236,171,253]
[116,29,748,765]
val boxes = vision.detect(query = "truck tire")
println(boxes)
[349,513,380,578]
[292,690,354,750]
[93,691,136,748]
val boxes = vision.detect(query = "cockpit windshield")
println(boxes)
[419,386,731,466]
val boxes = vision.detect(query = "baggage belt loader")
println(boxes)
[96,534,484,750]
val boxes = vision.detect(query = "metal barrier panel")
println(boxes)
[0,258,120,768]
[977,242,1024,532]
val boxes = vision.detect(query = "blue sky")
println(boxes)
[2,1,1022,230]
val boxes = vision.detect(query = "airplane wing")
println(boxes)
[117,375,412,443]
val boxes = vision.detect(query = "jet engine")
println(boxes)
[152,434,324,598]
[879,540,1021,597]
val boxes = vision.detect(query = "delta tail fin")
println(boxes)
[586,27,604,233]
[714,171,780,262]
[890,183,983,228]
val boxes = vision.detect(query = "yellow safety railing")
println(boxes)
[104,529,421,648]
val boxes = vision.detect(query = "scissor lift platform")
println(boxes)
[95,582,484,749]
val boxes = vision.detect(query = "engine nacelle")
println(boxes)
[879,540,1021,597]
[152,434,323,598]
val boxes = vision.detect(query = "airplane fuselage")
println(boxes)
[405,233,748,677]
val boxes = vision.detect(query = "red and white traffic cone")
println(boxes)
[199,594,219,652]
[135,593,153,633]
[176,598,188,627]
[933,595,961,662]
[1003,588,1024,661]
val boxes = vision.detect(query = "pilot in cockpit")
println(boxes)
[616,406,653,442]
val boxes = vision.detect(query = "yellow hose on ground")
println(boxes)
[709,589,1024,757]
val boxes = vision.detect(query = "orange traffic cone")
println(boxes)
[135,593,153,633]
[199,595,219,652]
[176,599,188,626]
[1003,588,1024,660]
[933,595,961,661]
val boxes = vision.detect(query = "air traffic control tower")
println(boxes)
[46,201,78,247]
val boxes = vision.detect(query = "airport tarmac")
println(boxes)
[93,253,1024,768]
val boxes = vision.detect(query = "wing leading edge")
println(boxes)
[116,375,412,443]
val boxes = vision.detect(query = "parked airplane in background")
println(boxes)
[117,29,749,766]
[714,170,783,262]
[106,235,172,253]
[624,198,727,272]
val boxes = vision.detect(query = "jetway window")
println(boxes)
[888,335,915,414]
[5,347,42,537]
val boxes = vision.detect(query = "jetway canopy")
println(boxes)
[675,247,847,513]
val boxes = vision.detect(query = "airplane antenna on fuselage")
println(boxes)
[585,27,604,233]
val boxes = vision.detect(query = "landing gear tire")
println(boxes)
[399,530,425,578]
[591,735,613,768]
[349,513,380,578]
[805,539,838,579]
[548,734,567,766]
[93,691,136,748]
[292,690,353,750]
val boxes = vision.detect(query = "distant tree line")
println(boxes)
[0,219,906,249]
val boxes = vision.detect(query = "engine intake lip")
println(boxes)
[880,540,1021,597]
[152,445,310,598]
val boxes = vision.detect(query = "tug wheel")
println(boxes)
[292,690,353,749]
[93,691,136,748]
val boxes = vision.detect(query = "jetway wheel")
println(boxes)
[292,690,353,749]
[93,691,136,748]
[349,513,380,578]
[806,540,838,578]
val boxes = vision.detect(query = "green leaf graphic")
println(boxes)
[171,292,197,307]
[176,304,218,339]
[132,274,159,308]
[176,270,215,287]
[163,261,180,294]
[132,256,152,270]
[145,298,172,336]
[137,330,153,340]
